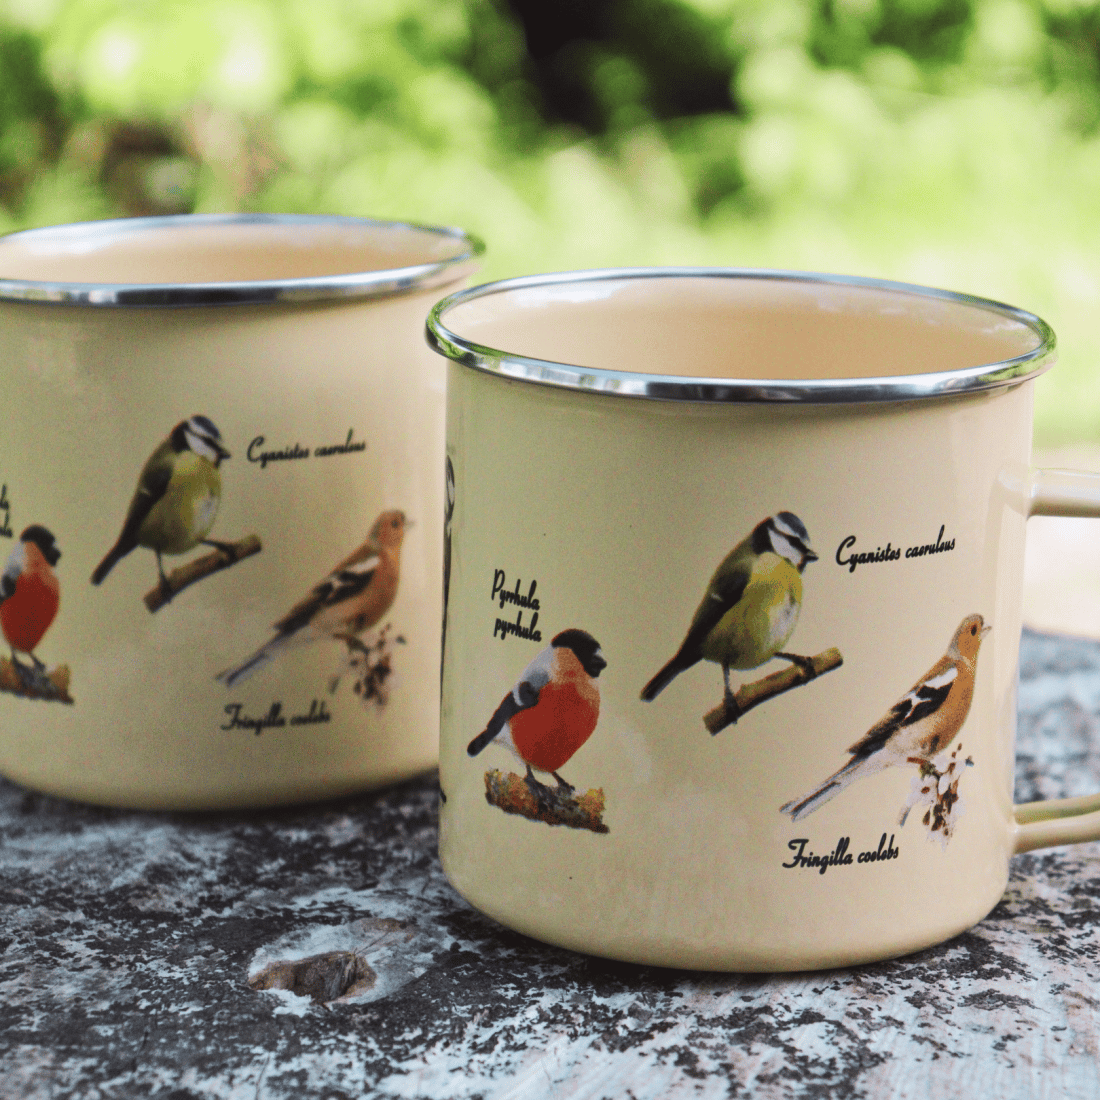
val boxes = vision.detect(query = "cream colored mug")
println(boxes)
[0,213,480,809]
[428,268,1100,971]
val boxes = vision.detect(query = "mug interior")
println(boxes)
[440,274,1046,382]
[0,218,469,286]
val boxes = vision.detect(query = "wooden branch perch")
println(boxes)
[704,647,843,735]
[144,534,262,613]
[484,769,609,834]
[0,657,73,704]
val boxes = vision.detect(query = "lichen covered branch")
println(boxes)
[0,657,74,704]
[483,769,609,833]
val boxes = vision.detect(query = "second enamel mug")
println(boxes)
[0,213,480,809]
[429,268,1100,971]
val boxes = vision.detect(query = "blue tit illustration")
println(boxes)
[91,415,231,599]
[641,511,818,720]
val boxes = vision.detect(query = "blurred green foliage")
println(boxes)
[2,0,1100,443]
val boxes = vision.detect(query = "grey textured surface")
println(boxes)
[4,629,1100,1099]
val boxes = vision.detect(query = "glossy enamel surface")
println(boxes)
[0,214,482,306]
[0,216,476,809]
[428,269,1054,404]
[440,370,1029,969]
[430,270,1097,970]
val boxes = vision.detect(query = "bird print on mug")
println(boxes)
[0,525,71,702]
[780,613,990,825]
[91,415,258,609]
[217,509,408,693]
[641,512,837,730]
[470,629,608,830]
[2,525,60,671]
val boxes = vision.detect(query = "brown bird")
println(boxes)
[780,613,990,822]
[217,510,408,688]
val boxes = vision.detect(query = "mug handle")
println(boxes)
[1014,468,1100,853]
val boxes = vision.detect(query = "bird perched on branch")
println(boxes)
[91,415,232,600]
[640,512,818,722]
[468,629,606,808]
[780,613,990,822]
[1,525,61,674]
[217,509,408,688]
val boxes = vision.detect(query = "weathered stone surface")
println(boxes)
[3,629,1100,1098]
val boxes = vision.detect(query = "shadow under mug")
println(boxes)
[0,213,480,809]
[428,268,1100,971]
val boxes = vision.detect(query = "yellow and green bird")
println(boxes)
[91,415,231,599]
[640,512,818,720]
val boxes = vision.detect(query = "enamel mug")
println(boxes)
[428,268,1100,971]
[0,213,480,809]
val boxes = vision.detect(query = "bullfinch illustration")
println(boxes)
[468,629,606,806]
[641,512,818,718]
[91,415,232,598]
[781,613,990,821]
[217,510,408,688]
[1,525,61,673]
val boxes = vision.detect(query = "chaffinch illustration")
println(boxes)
[468,629,607,807]
[1,525,61,672]
[217,509,408,688]
[780,613,991,822]
[91,415,232,598]
[641,512,818,718]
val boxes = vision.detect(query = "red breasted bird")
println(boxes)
[781,613,990,821]
[468,629,606,806]
[217,510,408,688]
[91,415,231,600]
[641,512,818,721]
[1,525,61,672]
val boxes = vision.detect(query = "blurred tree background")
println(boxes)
[2,0,1100,443]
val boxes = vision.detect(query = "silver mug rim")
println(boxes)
[426,267,1057,404]
[0,213,484,308]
